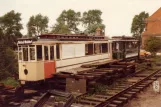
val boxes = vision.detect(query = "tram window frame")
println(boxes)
[44,46,49,60]
[56,44,60,59]
[85,44,93,55]
[50,46,54,60]
[29,45,36,61]
[36,45,42,61]
[23,47,28,61]
[102,43,108,53]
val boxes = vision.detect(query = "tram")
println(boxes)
[17,33,139,85]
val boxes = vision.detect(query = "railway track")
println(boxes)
[72,68,161,107]
[18,67,161,107]
[2,58,160,107]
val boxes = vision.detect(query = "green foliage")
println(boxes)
[0,45,18,80]
[51,23,71,34]
[27,14,49,36]
[145,36,161,56]
[82,9,102,26]
[0,10,23,49]
[1,77,19,87]
[51,9,81,34]
[131,11,149,38]
[84,23,105,35]
[51,9,105,34]
[82,9,105,34]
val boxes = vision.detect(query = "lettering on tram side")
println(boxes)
[18,40,32,45]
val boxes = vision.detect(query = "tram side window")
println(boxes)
[85,44,93,55]
[50,46,54,60]
[23,48,28,61]
[37,45,42,60]
[44,46,49,60]
[102,43,108,53]
[56,44,60,59]
[30,45,35,60]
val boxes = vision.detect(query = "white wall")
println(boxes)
[62,44,85,59]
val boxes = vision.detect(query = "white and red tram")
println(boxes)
[17,34,138,85]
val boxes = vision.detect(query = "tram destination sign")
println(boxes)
[17,39,32,45]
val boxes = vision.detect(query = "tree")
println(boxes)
[82,9,105,34]
[51,23,71,34]
[131,11,149,38]
[131,11,149,59]
[84,23,105,34]
[144,36,161,56]
[27,14,49,37]
[51,9,81,34]
[0,10,23,49]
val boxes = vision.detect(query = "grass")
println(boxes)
[1,77,19,87]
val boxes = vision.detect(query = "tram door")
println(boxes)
[43,45,56,79]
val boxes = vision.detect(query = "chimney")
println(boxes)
[96,27,102,36]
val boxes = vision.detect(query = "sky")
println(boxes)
[0,0,161,37]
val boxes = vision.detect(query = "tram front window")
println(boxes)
[23,48,28,61]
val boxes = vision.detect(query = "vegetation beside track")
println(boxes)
[0,77,19,87]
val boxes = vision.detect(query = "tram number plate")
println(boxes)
[153,80,160,93]
[21,81,26,85]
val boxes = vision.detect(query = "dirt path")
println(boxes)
[124,78,161,107]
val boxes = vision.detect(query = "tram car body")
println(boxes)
[111,36,139,59]
[17,34,138,85]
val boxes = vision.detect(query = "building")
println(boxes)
[142,7,161,48]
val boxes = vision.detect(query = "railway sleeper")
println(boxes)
[130,88,140,92]
[155,74,161,77]
[116,97,128,103]
[134,86,144,91]
[116,85,128,88]
[82,96,106,102]
[125,91,136,97]
[111,100,124,107]
[121,93,133,99]
[76,99,99,106]
[106,103,118,107]
[149,77,157,80]
[94,94,112,99]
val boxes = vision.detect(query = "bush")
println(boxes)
[145,36,161,56]
[0,46,18,80]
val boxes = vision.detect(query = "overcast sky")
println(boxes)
[0,0,161,36]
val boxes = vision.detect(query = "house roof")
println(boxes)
[147,7,161,21]
[142,7,161,36]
